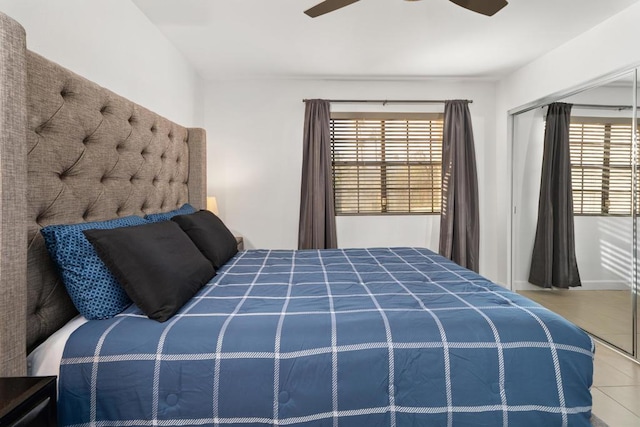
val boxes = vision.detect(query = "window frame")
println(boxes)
[570,116,636,216]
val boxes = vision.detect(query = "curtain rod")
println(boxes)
[543,103,636,111]
[573,103,634,110]
[302,99,473,105]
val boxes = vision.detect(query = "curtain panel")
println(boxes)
[298,99,337,250]
[439,100,480,272]
[529,102,581,288]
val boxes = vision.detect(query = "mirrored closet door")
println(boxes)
[511,69,638,359]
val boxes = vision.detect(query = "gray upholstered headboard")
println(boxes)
[0,12,206,377]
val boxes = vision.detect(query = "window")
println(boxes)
[569,117,635,215]
[330,112,443,215]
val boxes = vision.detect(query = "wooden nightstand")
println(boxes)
[0,376,57,426]
[235,236,244,251]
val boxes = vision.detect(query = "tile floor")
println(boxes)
[592,341,640,426]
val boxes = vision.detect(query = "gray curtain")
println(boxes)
[298,99,337,249]
[529,102,581,288]
[439,100,480,272]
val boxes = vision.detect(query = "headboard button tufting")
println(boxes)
[34,304,43,318]
[82,136,90,144]
[100,106,108,114]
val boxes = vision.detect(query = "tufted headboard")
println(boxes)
[0,12,206,376]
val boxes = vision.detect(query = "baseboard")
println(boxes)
[514,280,630,291]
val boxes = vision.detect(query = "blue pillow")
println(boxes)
[144,203,196,223]
[41,216,147,320]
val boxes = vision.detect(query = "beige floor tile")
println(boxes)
[595,344,640,379]
[598,386,640,417]
[592,388,640,426]
[593,358,638,387]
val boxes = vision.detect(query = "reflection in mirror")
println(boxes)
[512,70,636,355]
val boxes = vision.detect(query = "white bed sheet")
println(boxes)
[27,315,87,378]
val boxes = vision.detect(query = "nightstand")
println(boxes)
[235,236,244,251]
[0,376,57,426]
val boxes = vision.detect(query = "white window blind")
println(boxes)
[570,117,635,215]
[330,112,443,215]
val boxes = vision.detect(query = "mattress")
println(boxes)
[58,248,594,427]
[27,315,87,378]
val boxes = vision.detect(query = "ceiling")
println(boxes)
[132,0,640,81]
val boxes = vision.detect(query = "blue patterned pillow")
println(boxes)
[144,203,196,223]
[41,216,147,320]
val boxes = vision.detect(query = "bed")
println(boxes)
[0,11,594,427]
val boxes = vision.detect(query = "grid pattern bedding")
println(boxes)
[59,248,594,427]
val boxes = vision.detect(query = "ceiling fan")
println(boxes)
[304,0,508,18]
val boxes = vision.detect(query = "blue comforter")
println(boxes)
[59,248,594,426]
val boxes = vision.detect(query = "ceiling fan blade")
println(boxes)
[304,0,360,18]
[449,0,508,16]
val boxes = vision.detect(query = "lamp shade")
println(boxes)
[206,197,219,215]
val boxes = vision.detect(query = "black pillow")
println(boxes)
[171,210,238,269]
[83,221,215,322]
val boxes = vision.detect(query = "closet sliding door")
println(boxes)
[511,69,639,359]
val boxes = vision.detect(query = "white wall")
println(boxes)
[205,78,501,280]
[496,1,640,287]
[0,0,204,127]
